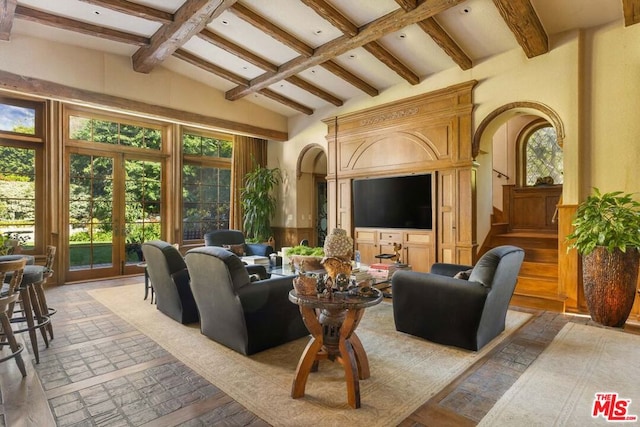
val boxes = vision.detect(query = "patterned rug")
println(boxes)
[479,322,640,426]
[89,284,531,426]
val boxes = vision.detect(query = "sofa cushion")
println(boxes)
[453,268,473,280]
[223,244,245,257]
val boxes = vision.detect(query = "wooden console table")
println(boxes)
[288,289,382,408]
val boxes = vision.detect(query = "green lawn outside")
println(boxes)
[69,242,141,267]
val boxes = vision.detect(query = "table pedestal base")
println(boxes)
[291,305,369,409]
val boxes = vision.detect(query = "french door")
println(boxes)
[65,148,162,282]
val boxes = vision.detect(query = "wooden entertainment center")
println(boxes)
[324,81,477,272]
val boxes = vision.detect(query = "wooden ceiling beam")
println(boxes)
[78,0,173,24]
[226,0,465,101]
[303,0,421,91]
[173,48,248,86]
[300,0,357,37]
[417,18,472,70]
[259,89,314,115]
[132,0,237,74]
[622,0,640,26]
[14,5,148,45]
[197,29,341,106]
[492,0,548,58]
[0,0,17,40]
[321,60,379,97]
[363,41,420,85]
[198,28,277,73]
[394,0,418,12]
[226,2,379,101]
[229,3,313,57]
[285,75,343,106]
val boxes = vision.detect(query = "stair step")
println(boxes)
[520,261,558,279]
[511,293,566,311]
[523,248,558,263]
[493,233,558,249]
[516,276,559,295]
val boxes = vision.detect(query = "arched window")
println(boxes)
[521,123,563,186]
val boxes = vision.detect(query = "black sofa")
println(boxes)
[184,246,308,355]
[391,245,525,351]
[204,229,274,257]
[141,240,199,324]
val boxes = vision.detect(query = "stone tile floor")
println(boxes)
[10,276,639,426]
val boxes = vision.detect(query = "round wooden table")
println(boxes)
[288,288,382,409]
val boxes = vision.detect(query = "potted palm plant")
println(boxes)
[566,188,640,327]
[241,163,281,243]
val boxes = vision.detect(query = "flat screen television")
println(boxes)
[352,174,433,230]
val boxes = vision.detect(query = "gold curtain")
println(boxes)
[230,135,267,231]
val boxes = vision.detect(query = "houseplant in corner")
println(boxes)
[566,188,640,327]
[241,162,281,243]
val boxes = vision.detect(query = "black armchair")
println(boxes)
[141,241,199,324]
[391,245,525,351]
[184,246,308,355]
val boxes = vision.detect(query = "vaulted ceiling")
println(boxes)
[1,0,637,117]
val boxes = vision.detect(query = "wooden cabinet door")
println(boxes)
[354,228,377,265]
[438,170,456,263]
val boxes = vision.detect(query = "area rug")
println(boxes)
[89,284,531,427]
[479,322,640,426]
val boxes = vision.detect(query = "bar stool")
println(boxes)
[7,263,50,364]
[0,259,28,377]
[32,246,56,339]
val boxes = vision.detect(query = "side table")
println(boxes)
[288,288,382,409]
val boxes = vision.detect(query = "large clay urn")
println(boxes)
[582,246,639,327]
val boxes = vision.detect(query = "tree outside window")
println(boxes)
[182,132,232,242]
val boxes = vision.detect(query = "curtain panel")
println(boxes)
[231,135,267,231]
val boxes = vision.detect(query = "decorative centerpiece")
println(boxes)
[323,228,353,260]
[322,228,354,281]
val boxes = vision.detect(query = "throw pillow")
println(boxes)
[453,268,474,280]
[223,244,245,257]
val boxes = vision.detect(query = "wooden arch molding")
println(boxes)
[296,143,326,179]
[472,101,565,159]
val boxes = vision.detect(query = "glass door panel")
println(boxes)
[67,152,119,280]
[123,158,162,274]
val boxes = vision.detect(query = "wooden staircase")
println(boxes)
[482,229,566,311]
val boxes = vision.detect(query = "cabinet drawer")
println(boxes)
[355,229,376,242]
[378,231,402,242]
[405,232,432,245]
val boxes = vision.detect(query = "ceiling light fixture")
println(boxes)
[398,33,407,40]
[221,19,229,25]
[94,10,100,15]
[314,29,323,35]
[349,54,357,59]
[459,7,471,14]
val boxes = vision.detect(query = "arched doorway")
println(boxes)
[473,102,568,312]
[296,144,328,246]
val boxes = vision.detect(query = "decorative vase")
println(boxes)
[293,273,318,296]
[323,228,353,261]
[582,246,639,327]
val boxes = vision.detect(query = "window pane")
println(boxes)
[525,126,563,186]
[0,103,36,134]
[181,164,230,240]
[68,115,162,150]
[0,146,36,251]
